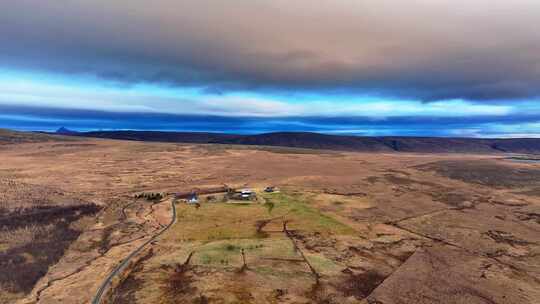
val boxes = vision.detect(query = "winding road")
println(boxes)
[91,198,177,304]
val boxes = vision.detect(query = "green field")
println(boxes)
[166,191,354,243]
[161,191,354,278]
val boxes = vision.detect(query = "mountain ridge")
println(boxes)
[58,130,540,154]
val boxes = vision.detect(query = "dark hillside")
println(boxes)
[222,132,393,152]
[0,129,73,145]
[79,130,241,144]
[66,130,540,154]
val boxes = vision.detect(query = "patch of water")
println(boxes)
[506,157,540,163]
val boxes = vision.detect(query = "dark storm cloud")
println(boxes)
[1,0,539,101]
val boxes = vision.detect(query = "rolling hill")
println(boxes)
[63,130,540,154]
[0,129,74,145]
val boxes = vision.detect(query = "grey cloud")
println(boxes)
[1,0,539,101]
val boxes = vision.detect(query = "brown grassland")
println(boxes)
[0,133,539,303]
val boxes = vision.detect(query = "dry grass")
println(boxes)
[0,223,55,250]
[0,178,88,213]
[0,129,72,145]
[0,176,101,302]
[417,159,540,188]
[0,139,538,303]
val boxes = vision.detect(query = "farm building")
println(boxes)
[240,189,254,199]
[229,188,256,201]
[187,192,199,204]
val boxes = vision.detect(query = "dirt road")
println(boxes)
[91,198,177,304]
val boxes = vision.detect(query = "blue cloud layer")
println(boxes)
[1,70,540,137]
[2,104,540,138]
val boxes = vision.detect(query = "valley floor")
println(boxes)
[0,139,538,303]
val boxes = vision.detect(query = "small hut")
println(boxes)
[187,192,199,204]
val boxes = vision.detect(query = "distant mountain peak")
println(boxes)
[56,127,78,134]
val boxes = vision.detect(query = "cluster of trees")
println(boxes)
[135,192,164,201]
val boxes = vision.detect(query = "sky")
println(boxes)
[1,0,540,137]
